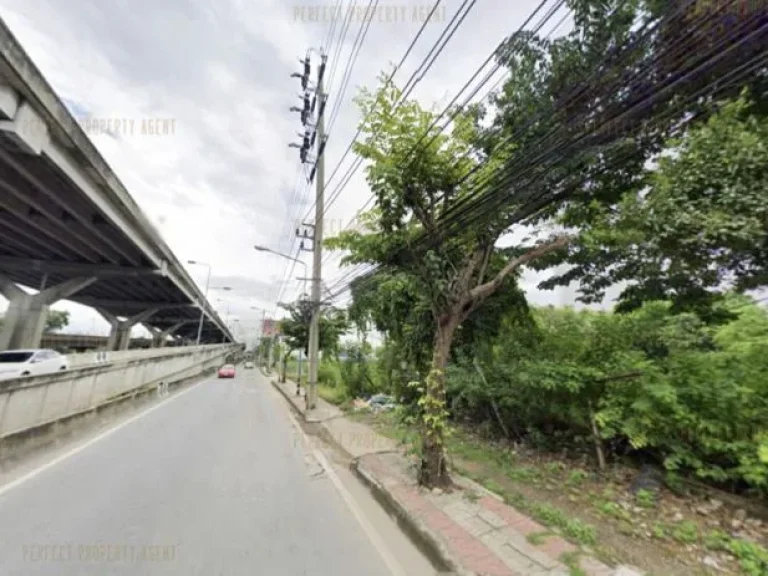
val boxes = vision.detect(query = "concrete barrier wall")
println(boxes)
[0,344,237,439]
[67,344,229,368]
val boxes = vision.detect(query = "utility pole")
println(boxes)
[306,53,326,411]
[289,48,327,411]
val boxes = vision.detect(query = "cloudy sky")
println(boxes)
[0,0,594,341]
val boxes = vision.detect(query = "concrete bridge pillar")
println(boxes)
[0,273,97,350]
[147,326,163,348]
[146,320,192,348]
[97,308,159,351]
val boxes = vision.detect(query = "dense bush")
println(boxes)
[446,296,768,493]
[339,343,374,399]
[318,359,343,389]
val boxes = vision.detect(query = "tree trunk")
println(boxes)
[473,358,510,440]
[420,314,459,487]
[587,400,606,470]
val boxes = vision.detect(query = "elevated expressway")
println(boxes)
[0,17,233,350]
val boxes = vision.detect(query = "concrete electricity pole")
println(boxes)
[289,49,327,411]
[306,53,326,411]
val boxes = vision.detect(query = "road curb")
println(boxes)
[269,378,305,419]
[351,457,474,576]
[269,379,356,460]
[270,378,471,576]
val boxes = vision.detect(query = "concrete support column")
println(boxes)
[97,308,159,351]
[0,273,97,350]
[146,326,163,348]
[146,320,191,348]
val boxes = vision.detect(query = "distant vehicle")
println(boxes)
[218,364,236,379]
[0,349,69,381]
[244,361,254,369]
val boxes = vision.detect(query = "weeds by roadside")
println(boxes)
[357,409,768,575]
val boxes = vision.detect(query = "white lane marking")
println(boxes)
[283,406,407,576]
[0,379,209,499]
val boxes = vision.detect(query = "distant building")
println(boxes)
[262,318,281,338]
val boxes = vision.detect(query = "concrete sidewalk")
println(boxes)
[271,378,640,576]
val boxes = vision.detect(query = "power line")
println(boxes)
[319,0,486,218]
[325,0,358,101]
[421,4,766,242]
[322,0,344,55]
[301,0,447,222]
[320,0,562,267]
[321,2,767,301]
[326,0,380,135]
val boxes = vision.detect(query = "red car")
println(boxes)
[218,364,236,379]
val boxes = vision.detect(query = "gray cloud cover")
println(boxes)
[0,0,590,336]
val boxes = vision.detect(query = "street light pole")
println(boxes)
[254,245,308,391]
[188,260,211,346]
[254,245,308,297]
[216,298,231,342]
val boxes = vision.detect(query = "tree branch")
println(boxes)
[452,246,484,302]
[407,185,436,234]
[466,235,573,305]
[477,244,494,286]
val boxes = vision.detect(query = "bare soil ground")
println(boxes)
[350,410,768,576]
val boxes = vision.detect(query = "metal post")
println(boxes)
[306,67,324,411]
[260,309,266,367]
[195,265,211,345]
[296,349,302,396]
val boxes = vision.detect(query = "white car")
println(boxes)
[0,349,70,381]
[244,361,255,369]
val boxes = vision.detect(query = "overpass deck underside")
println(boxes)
[0,17,230,347]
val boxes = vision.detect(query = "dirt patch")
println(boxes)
[354,410,768,576]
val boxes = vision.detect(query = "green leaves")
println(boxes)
[547,92,768,316]
[278,299,348,356]
[44,310,70,333]
[451,297,768,493]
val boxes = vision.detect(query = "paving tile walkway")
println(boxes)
[271,378,641,576]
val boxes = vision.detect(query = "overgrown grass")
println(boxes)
[635,488,656,509]
[447,431,599,546]
[594,500,630,522]
[362,410,768,575]
[560,551,587,576]
[526,531,551,545]
[703,529,768,576]
[671,520,698,545]
[317,384,347,405]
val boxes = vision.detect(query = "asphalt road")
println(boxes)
[0,371,395,576]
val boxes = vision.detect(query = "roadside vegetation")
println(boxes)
[256,1,768,572]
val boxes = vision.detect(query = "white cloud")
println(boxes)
[0,0,589,339]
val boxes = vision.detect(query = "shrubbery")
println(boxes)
[446,296,768,493]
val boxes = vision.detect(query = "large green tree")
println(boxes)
[44,310,70,333]
[279,298,348,357]
[327,79,570,486]
[330,0,766,487]
[0,309,70,333]
[542,93,768,316]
